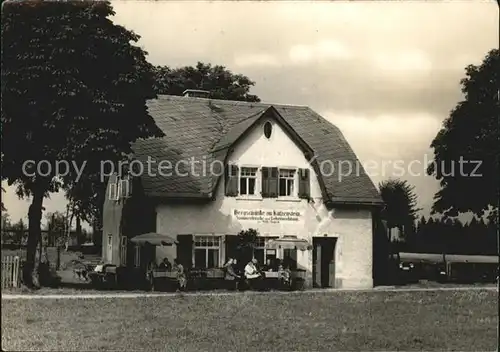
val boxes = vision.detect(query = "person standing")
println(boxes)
[173,258,187,292]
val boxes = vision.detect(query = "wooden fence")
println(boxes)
[2,255,21,289]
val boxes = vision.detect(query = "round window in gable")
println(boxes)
[263,121,272,139]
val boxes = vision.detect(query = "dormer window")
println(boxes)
[263,121,272,139]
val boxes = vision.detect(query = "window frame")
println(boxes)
[193,235,222,269]
[253,236,279,265]
[278,168,297,198]
[237,165,261,199]
[239,166,258,196]
[263,121,273,139]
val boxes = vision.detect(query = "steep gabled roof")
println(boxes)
[132,95,382,205]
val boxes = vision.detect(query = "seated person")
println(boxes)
[147,260,157,271]
[158,257,172,271]
[173,258,187,291]
[223,258,240,278]
[244,259,261,280]
[278,263,291,285]
[223,258,241,289]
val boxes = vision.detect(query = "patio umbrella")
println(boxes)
[265,235,312,251]
[130,232,178,246]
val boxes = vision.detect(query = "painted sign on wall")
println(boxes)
[233,209,303,223]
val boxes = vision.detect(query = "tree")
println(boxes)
[78,61,262,241]
[1,211,11,243]
[45,211,67,246]
[153,62,261,102]
[12,218,27,231]
[427,49,499,218]
[379,179,422,240]
[1,211,10,229]
[63,179,105,245]
[1,1,164,286]
[45,211,66,233]
[236,228,259,265]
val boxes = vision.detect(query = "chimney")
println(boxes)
[183,89,210,99]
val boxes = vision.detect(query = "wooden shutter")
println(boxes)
[261,167,270,197]
[176,234,193,269]
[298,168,311,199]
[225,235,239,262]
[225,164,239,196]
[268,167,279,198]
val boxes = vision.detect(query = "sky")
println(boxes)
[2,1,498,226]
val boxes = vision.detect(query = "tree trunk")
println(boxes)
[65,201,75,251]
[76,216,82,245]
[23,188,45,288]
[64,203,70,250]
[65,212,74,251]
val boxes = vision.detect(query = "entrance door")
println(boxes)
[312,237,337,288]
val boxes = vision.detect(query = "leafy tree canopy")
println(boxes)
[45,211,66,234]
[154,62,261,102]
[427,49,499,217]
[1,0,164,285]
[379,179,422,237]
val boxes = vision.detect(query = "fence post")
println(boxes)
[13,256,19,288]
[8,256,12,288]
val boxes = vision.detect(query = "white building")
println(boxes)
[102,93,386,289]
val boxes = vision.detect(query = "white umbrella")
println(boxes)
[130,232,178,246]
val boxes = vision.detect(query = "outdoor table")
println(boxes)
[149,270,178,291]
[263,271,279,279]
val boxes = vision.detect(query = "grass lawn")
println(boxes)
[2,289,498,351]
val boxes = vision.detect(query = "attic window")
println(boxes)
[263,121,272,139]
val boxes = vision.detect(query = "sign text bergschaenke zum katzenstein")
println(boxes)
[233,209,302,224]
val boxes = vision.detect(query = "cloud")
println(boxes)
[234,53,280,68]
[3,1,497,219]
[289,39,352,64]
[322,111,443,215]
[372,49,433,73]
[1,181,68,226]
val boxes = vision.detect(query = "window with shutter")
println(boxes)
[193,236,221,269]
[298,168,311,199]
[225,164,239,196]
[239,167,258,196]
[108,182,118,201]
